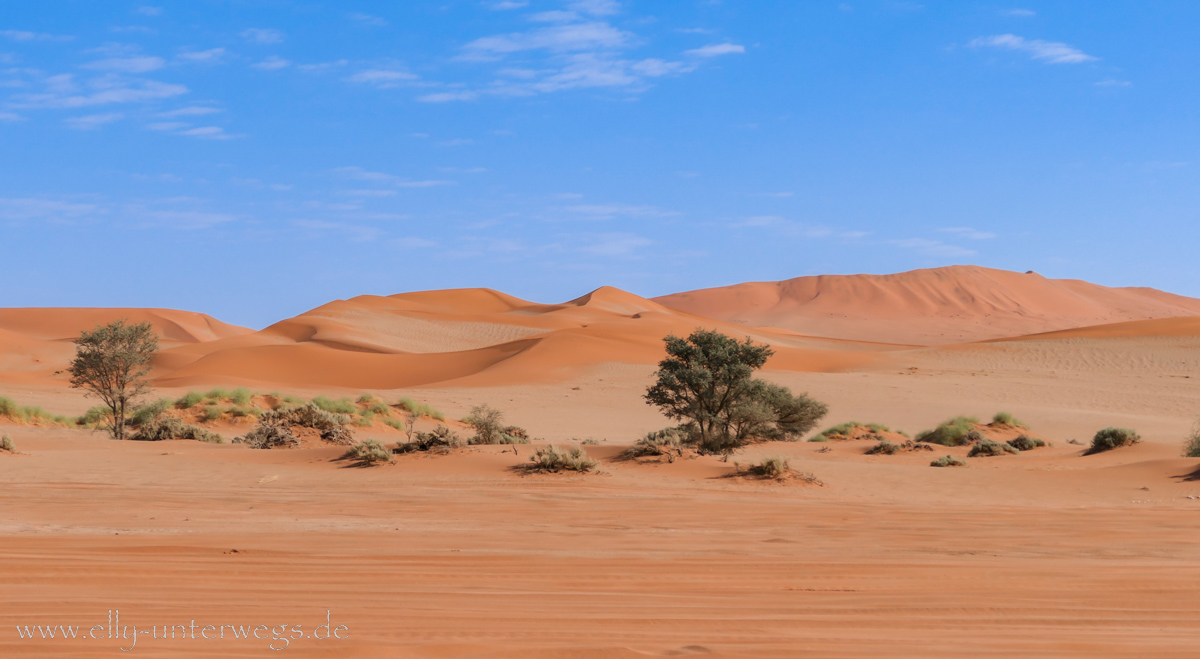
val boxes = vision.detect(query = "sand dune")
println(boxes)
[653,265,1200,345]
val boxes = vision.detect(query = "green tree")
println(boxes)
[644,329,827,455]
[68,319,159,440]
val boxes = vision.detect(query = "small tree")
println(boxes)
[645,329,827,456]
[68,319,159,440]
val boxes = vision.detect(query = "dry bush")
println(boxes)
[930,455,967,467]
[395,425,464,454]
[527,445,597,473]
[1008,435,1047,451]
[344,439,392,466]
[1185,421,1200,459]
[623,426,690,460]
[754,456,790,478]
[0,434,13,453]
[130,417,224,443]
[235,423,298,449]
[968,438,1019,457]
[865,439,933,455]
[916,416,979,447]
[262,404,354,444]
[1087,427,1141,455]
[464,404,529,444]
[990,411,1027,428]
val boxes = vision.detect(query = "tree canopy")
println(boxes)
[68,319,159,440]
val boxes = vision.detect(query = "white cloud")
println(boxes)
[241,28,284,44]
[419,90,479,103]
[146,121,188,131]
[143,210,236,229]
[297,59,349,73]
[438,138,474,147]
[489,1,529,9]
[11,76,188,108]
[569,0,620,16]
[676,27,715,34]
[939,227,997,240]
[65,112,123,129]
[342,189,397,197]
[578,232,652,257]
[333,166,453,188]
[685,43,745,57]
[178,126,239,139]
[1002,9,1036,17]
[135,6,163,16]
[891,238,976,257]
[158,106,220,117]
[0,197,98,221]
[463,22,629,56]
[969,34,1097,64]
[177,48,225,63]
[83,56,165,73]
[564,203,679,219]
[252,56,291,71]
[0,112,25,121]
[394,236,436,248]
[631,58,691,77]
[1095,78,1131,87]
[531,11,580,23]
[349,12,388,26]
[346,69,418,87]
[1,30,72,42]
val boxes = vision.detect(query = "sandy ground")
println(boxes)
[4,332,1200,657]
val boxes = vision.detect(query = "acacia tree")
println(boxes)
[644,329,827,456]
[69,319,159,440]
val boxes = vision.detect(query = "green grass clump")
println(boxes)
[1087,427,1141,455]
[230,388,253,406]
[931,455,967,467]
[356,393,376,404]
[0,396,20,419]
[202,405,224,422]
[866,440,899,455]
[991,411,1027,428]
[343,439,392,465]
[395,397,444,421]
[0,434,13,453]
[755,456,790,478]
[383,418,406,431]
[527,444,597,473]
[0,396,70,426]
[229,405,261,418]
[175,391,205,409]
[1008,435,1046,451]
[367,401,391,416]
[130,398,172,427]
[203,388,233,402]
[312,396,357,415]
[76,406,110,428]
[968,438,1019,457]
[916,416,979,447]
[353,411,374,427]
[1184,421,1200,458]
[624,426,689,458]
[810,421,903,442]
[580,438,599,445]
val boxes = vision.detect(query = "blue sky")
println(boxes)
[3,1,1199,328]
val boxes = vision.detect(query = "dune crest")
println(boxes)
[652,265,1200,345]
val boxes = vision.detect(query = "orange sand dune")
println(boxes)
[654,265,1200,345]
[1005,315,1200,341]
[0,308,251,344]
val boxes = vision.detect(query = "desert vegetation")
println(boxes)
[395,425,465,454]
[623,426,690,461]
[234,404,355,449]
[645,329,828,457]
[0,395,71,427]
[343,439,392,466]
[930,455,967,467]
[68,319,159,440]
[463,404,530,444]
[1087,427,1142,455]
[968,438,1019,457]
[525,444,597,473]
[810,421,909,442]
[865,439,933,455]
[1008,435,1047,451]
[916,416,980,447]
[990,412,1027,428]
[0,434,13,453]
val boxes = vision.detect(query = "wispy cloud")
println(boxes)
[177,48,225,63]
[11,74,188,108]
[489,1,529,9]
[939,227,996,240]
[65,112,123,130]
[252,56,291,71]
[346,68,418,88]
[969,34,1097,64]
[462,22,630,57]
[1095,78,1131,87]
[685,43,745,57]
[1,30,73,42]
[177,126,240,140]
[578,232,652,257]
[83,56,165,73]
[333,166,453,188]
[563,203,679,219]
[349,12,388,27]
[157,106,221,117]
[241,28,284,44]
[0,197,99,221]
[0,112,25,121]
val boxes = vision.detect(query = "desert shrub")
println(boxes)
[230,387,253,405]
[1008,435,1046,451]
[203,388,233,402]
[354,409,375,427]
[129,398,172,427]
[991,411,1027,428]
[229,405,261,419]
[465,404,529,444]
[367,401,390,416]
[528,444,597,473]
[256,404,354,444]
[356,393,376,404]
[624,426,690,459]
[968,438,1019,457]
[756,456,790,478]
[395,398,445,420]
[645,330,829,456]
[396,424,464,453]
[77,406,110,428]
[811,421,901,442]
[202,405,224,422]
[917,416,980,447]
[312,396,357,415]
[383,418,406,431]
[235,423,298,449]
[1185,422,1200,458]
[0,396,71,426]
[1087,427,1141,454]
[580,438,599,445]
[866,440,898,455]
[0,434,13,453]
[175,391,205,409]
[344,439,391,465]
[0,396,18,419]
[130,417,223,443]
[930,455,967,467]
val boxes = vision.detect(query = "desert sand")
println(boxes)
[3,266,1200,657]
